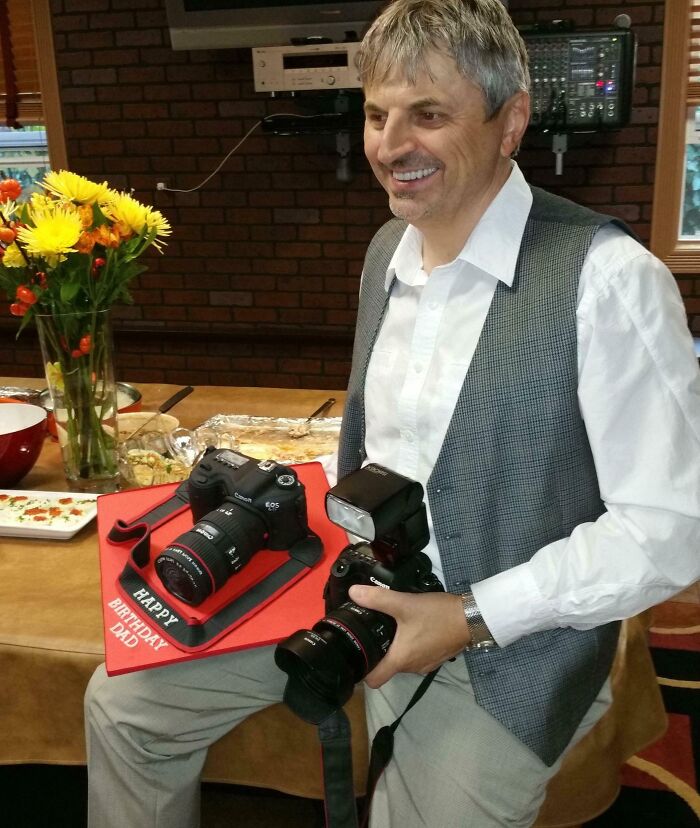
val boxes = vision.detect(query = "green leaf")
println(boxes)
[92,203,110,226]
[60,281,81,302]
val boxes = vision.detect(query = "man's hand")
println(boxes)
[347,585,472,688]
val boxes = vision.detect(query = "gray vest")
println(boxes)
[337,188,630,765]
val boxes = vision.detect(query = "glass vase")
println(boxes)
[35,307,120,493]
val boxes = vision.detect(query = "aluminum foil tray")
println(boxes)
[201,414,342,464]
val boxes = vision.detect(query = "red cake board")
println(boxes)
[97,462,348,676]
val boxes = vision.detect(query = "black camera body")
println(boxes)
[275,464,442,721]
[187,449,310,549]
[155,448,312,607]
[324,541,439,614]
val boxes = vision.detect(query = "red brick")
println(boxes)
[187,307,231,322]
[274,243,322,259]
[44,0,666,390]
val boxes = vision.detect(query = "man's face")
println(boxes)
[363,52,525,238]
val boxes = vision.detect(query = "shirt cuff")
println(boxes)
[470,563,555,647]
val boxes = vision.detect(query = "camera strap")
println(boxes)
[107,482,323,652]
[359,668,439,826]
[313,667,440,828]
[318,709,359,828]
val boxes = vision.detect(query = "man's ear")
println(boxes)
[500,91,530,158]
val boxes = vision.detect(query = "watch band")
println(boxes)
[461,590,497,651]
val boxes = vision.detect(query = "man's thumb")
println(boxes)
[349,584,395,611]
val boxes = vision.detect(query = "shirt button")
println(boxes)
[402,430,415,443]
[414,363,423,373]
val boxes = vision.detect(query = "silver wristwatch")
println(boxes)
[461,590,497,651]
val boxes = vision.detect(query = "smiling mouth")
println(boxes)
[391,167,438,182]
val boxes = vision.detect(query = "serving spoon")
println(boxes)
[121,385,194,442]
[288,396,336,438]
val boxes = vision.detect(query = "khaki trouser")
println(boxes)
[85,646,610,828]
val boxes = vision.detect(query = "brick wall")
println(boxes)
[2,0,695,390]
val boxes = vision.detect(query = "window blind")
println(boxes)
[689,5,700,102]
[0,0,42,127]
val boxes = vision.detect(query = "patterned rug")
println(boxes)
[585,599,700,827]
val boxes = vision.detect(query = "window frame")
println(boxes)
[1,0,67,171]
[30,0,66,170]
[651,2,700,271]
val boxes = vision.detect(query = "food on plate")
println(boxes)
[121,448,190,486]
[199,415,341,465]
[0,493,94,527]
[237,438,330,463]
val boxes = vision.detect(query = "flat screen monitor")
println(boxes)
[165,0,385,49]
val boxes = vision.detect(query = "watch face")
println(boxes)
[471,639,496,651]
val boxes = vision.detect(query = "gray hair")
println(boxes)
[357,0,530,119]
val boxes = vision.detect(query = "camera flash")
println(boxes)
[326,495,376,541]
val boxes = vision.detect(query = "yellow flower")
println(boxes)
[17,207,83,267]
[2,243,25,267]
[29,193,55,212]
[42,170,109,205]
[103,191,148,234]
[145,207,171,239]
[105,191,171,239]
[0,200,17,221]
[45,361,64,392]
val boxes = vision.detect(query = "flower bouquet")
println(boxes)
[0,172,171,491]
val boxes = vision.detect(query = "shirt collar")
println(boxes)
[385,162,533,291]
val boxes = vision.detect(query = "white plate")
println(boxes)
[0,490,98,540]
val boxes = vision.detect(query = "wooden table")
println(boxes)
[0,377,669,823]
[5,378,346,493]
[0,378,363,795]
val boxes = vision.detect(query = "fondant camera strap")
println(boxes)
[317,666,440,828]
[107,484,322,651]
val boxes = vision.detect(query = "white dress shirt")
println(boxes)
[356,163,700,647]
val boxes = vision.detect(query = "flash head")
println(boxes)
[325,464,428,558]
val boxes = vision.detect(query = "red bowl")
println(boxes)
[0,403,48,487]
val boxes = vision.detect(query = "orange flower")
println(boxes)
[93,224,121,248]
[0,178,21,203]
[76,230,96,254]
[0,225,16,244]
[113,221,134,240]
[78,204,94,229]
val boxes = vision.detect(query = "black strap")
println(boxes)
[317,667,441,828]
[359,668,440,827]
[319,709,359,828]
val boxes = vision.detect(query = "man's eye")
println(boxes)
[366,112,386,126]
[420,112,441,122]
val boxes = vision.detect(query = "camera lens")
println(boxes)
[155,501,267,606]
[275,601,396,714]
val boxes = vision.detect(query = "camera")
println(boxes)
[154,448,313,607]
[275,464,442,720]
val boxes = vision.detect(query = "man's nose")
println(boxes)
[376,117,416,166]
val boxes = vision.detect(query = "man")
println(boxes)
[85,1,700,826]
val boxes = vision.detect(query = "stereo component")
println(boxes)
[253,42,362,92]
[524,29,635,132]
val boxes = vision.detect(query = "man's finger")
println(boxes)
[348,584,402,614]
